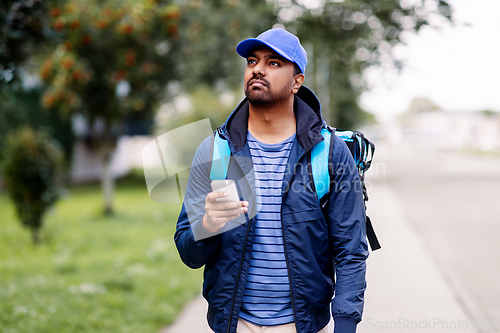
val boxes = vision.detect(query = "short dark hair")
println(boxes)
[293,63,301,76]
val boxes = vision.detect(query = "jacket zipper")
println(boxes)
[280,152,308,331]
[220,127,251,333]
[281,216,298,328]
[226,214,252,333]
[225,133,313,332]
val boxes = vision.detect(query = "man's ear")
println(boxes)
[292,74,305,94]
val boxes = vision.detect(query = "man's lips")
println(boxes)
[248,79,267,88]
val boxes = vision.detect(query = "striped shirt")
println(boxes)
[239,131,296,326]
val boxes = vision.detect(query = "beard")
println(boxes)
[244,76,291,107]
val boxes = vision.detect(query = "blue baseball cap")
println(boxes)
[236,28,307,74]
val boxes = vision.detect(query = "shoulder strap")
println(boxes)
[210,130,231,180]
[311,127,333,201]
[366,216,381,251]
[316,126,381,251]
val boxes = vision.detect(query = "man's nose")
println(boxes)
[252,61,266,76]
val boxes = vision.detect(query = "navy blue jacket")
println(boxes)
[175,86,368,333]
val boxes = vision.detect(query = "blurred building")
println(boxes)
[70,114,151,183]
[70,135,150,183]
[396,98,500,152]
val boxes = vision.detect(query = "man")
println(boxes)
[175,28,368,333]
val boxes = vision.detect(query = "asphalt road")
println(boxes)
[367,141,500,332]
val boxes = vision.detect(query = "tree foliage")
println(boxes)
[0,0,454,217]
[40,0,180,122]
[153,0,277,134]
[0,85,74,164]
[171,0,453,129]
[38,0,181,214]
[282,0,453,128]
[173,0,275,91]
[1,127,65,245]
[0,0,51,87]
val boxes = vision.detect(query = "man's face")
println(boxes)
[244,47,300,107]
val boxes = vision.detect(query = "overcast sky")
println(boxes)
[359,0,500,121]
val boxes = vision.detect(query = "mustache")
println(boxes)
[246,75,269,88]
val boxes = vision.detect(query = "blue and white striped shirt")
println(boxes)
[239,131,296,326]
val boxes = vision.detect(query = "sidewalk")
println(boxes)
[357,181,473,333]
[161,294,208,333]
[163,149,475,333]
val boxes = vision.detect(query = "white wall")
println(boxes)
[70,136,153,183]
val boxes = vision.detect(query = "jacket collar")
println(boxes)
[220,86,325,153]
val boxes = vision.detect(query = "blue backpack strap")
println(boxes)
[311,127,332,200]
[210,131,231,180]
[328,128,381,251]
[335,130,354,142]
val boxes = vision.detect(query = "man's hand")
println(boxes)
[203,191,249,233]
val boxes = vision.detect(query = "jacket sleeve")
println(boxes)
[174,136,221,269]
[326,136,369,333]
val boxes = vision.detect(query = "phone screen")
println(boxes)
[211,180,239,202]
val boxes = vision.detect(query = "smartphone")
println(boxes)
[211,179,239,202]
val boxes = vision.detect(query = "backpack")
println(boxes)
[209,126,381,251]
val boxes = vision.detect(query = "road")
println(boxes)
[360,142,500,332]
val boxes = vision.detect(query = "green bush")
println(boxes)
[1,127,64,244]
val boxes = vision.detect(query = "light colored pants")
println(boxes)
[208,318,333,333]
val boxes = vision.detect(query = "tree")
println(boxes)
[0,0,52,89]
[1,127,65,245]
[170,0,453,130]
[0,85,74,165]
[280,0,453,128]
[0,1,73,200]
[39,0,180,215]
[152,0,277,134]
[173,0,276,91]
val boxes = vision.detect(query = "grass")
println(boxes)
[0,174,203,333]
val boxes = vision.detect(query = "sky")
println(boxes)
[359,0,500,121]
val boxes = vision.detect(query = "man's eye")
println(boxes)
[247,59,257,65]
[270,61,280,66]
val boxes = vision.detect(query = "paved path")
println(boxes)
[161,294,208,333]
[163,142,489,333]
[380,142,500,330]
[358,182,473,332]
